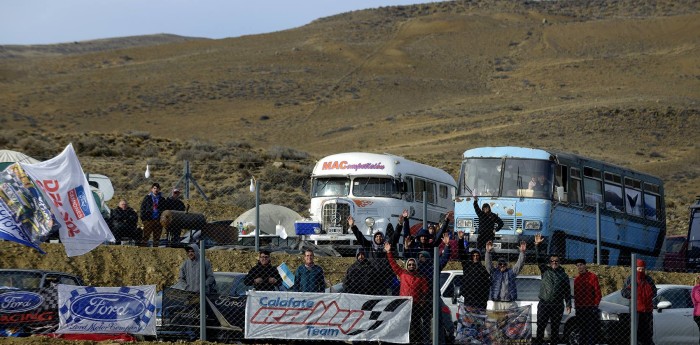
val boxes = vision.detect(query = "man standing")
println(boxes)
[343,248,375,295]
[534,233,572,345]
[291,249,326,292]
[139,183,164,247]
[485,240,526,310]
[622,259,657,345]
[457,230,490,310]
[163,188,186,246]
[244,250,282,291]
[178,244,216,293]
[473,196,504,252]
[574,258,601,345]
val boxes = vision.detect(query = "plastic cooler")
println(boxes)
[294,221,320,235]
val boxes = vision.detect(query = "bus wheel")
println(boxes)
[551,231,567,258]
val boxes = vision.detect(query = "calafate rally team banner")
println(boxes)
[245,291,411,343]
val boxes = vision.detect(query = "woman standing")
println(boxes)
[693,275,700,344]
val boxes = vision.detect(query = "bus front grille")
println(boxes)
[322,203,351,234]
[474,218,522,232]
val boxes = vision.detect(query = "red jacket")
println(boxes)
[574,271,601,307]
[387,251,428,303]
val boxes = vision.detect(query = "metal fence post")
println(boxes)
[423,191,427,231]
[432,246,439,345]
[631,253,637,345]
[199,240,206,340]
[596,203,601,265]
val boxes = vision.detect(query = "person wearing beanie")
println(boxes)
[343,248,375,295]
[533,233,571,345]
[348,215,393,295]
[574,258,601,345]
[473,196,504,253]
[457,230,490,310]
[622,258,657,345]
[384,242,428,344]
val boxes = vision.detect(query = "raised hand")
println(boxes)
[404,236,412,248]
[534,233,544,246]
[348,216,354,227]
[486,241,493,252]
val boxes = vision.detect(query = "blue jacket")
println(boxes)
[291,264,325,292]
[485,250,525,302]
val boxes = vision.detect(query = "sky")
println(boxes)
[0,0,427,45]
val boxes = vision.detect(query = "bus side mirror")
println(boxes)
[556,186,566,202]
[452,285,461,304]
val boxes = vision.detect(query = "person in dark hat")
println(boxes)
[343,248,375,295]
[244,250,282,291]
[534,233,571,345]
[622,258,657,345]
[457,230,490,310]
[473,196,504,253]
[485,239,526,311]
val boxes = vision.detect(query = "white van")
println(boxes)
[303,152,456,253]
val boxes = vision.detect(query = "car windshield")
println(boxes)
[0,271,43,290]
[602,290,631,306]
[214,273,251,296]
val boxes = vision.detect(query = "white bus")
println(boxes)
[304,152,456,254]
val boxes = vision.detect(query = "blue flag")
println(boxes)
[277,262,294,289]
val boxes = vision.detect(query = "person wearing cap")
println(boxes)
[457,230,490,310]
[473,196,504,253]
[384,241,429,344]
[485,239,526,311]
[177,244,216,293]
[622,258,657,345]
[139,182,165,247]
[244,250,282,291]
[573,258,601,345]
[534,233,571,345]
[163,188,186,247]
[343,248,375,295]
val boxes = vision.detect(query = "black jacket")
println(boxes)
[140,193,165,221]
[458,238,490,309]
[244,262,282,291]
[344,259,376,295]
[474,199,504,251]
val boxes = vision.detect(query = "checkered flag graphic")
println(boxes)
[345,298,410,336]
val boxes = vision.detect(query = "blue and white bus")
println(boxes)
[454,147,665,266]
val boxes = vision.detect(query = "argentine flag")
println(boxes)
[277,262,294,289]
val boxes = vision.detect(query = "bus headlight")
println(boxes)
[524,220,541,230]
[456,219,473,229]
[365,217,375,228]
[599,310,619,321]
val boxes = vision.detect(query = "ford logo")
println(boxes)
[0,291,45,313]
[70,293,145,321]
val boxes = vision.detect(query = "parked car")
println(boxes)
[580,284,700,345]
[443,270,573,341]
[156,271,251,342]
[0,269,84,337]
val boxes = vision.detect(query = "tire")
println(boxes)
[565,321,581,345]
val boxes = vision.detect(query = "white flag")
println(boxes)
[20,144,114,257]
[277,262,294,289]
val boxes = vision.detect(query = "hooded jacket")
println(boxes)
[178,244,216,293]
[473,198,504,250]
[344,250,376,295]
[386,251,428,303]
[458,238,490,309]
[622,273,657,312]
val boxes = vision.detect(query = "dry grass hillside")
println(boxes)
[0,3,698,342]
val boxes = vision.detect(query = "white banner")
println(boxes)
[57,284,156,335]
[245,291,411,343]
[20,144,114,257]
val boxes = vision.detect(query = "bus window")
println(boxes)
[404,176,414,201]
[569,168,582,204]
[439,185,448,199]
[501,159,553,198]
[604,172,624,212]
[352,178,401,198]
[427,182,437,204]
[415,178,426,202]
[643,182,662,220]
[624,178,643,217]
[312,177,350,197]
[583,167,603,205]
[460,158,502,196]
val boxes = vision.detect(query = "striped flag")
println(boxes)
[277,262,294,289]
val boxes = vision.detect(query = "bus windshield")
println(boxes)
[459,158,554,198]
[352,177,401,198]
[311,177,350,197]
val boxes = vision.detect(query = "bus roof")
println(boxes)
[463,146,662,185]
[312,152,455,185]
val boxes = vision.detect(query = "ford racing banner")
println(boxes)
[245,291,411,343]
[455,304,532,344]
[20,144,114,257]
[56,284,156,335]
[0,286,59,333]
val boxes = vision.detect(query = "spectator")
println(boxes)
[485,240,526,311]
[692,275,700,342]
[139,183,165,247]
[348,214,394,295]
[110,199,139,243]
[534,233,571,345]
[291,249,325,292]
[384,241,429,345]
[343,248,375,295]
[163,188,187,246]
[244,250,282,291]
[574,258,601,345]
[473,196,504,252]
[404,212,451,259]
[438,212,459,260]
[622,259,657,345]
[457,230,490,310]
[177,244,216,293]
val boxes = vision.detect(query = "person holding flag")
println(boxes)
[244,250,282,291]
